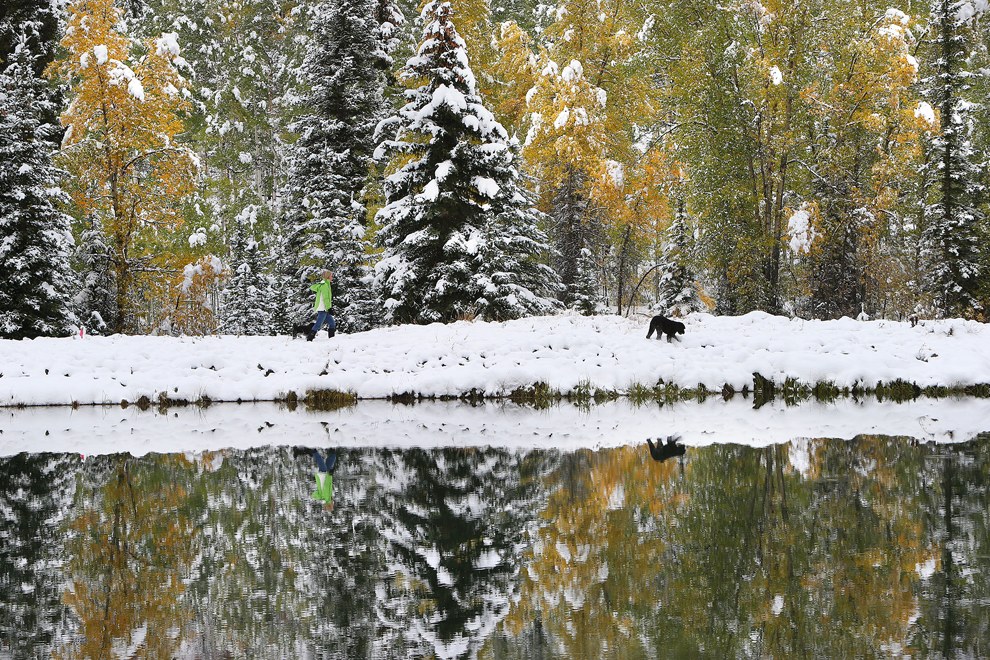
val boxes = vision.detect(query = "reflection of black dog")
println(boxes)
[646,314,685,342]
[647,437,686,462]
[291,323,312,339]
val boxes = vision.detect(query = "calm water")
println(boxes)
[1,405,989,658]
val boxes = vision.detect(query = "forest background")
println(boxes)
[1,0,988,339]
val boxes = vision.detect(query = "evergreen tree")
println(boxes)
[285,0,389,332]
[0,0,60,94]
[376,0,561,324]
[550,169,605,313]
[921,0,985,318]
[655,200,703,317]
[74,216,116,333]
[472,164,562,320]
[570,247,604,315]
[0,37,77,339]
[221,205,274,335]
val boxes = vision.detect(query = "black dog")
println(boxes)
[291,323,312,339]
[646,314,685,342]
[646,437,686,463]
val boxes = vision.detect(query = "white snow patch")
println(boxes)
[155,32,181,58]
[127,77,145,102]
[418,179,440,202]
[915,101,936,126]
[473,176,500,198]
[787,204,817,254]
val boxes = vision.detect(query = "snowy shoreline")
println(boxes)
[1,312,989,408]
[3,397,990,456]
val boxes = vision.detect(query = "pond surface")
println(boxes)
[1,400,989,658]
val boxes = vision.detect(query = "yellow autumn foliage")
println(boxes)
[50,0,198,333]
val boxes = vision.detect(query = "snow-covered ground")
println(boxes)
[2,397,989,457]
[1,312,989,407]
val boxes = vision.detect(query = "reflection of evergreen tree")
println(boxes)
[0,454,76,655]
[304,448,383,659]
[375,448,545,658]
[182,447,312,655]
[912,437,990,657]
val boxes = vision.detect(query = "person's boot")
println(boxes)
[328,329,335,338]
[306,332,315,342]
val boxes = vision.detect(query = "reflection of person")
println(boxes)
[308,271,335,341]
[646,436,686,463]
[310,449,337,507]
[293,446,337,507]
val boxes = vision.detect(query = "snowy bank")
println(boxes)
[3,398,989,456]
[1,312,989,407]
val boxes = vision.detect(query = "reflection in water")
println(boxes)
[1,435,989,658]
[646,436,686,463]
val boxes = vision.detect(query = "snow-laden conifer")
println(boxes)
[921,0,986,318]
[221,205,275,335]
[285,0,388,332]
[655,200,704,317]
[550,168,604,314]
[374,1,560,324]
[0,38,77,339]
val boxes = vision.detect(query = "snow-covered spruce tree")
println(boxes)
[0,38,77,339]
[74,216,116,333]
[550,168,605,314]
[655,199,703,317]
[373,0,406,72]
[284,0,389,332]
[473,167,562,320]
[374,1,560,324]
[220,205,274,335]
[570,247,604,315]
[921,0,986,319]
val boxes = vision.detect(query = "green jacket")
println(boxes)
[310,279,333,311]
[313,471,333,503]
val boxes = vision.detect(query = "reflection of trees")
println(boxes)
[305,447,384,659]
[182,447,314,656]
[57,454,196,659]
[375,447,553,659]
[494,436,990,657]
[493,445,685,658]
[0,453,76,656]
[5,433,988,656]
[911,436,990,657]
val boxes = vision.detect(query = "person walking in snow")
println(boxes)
[308,270,335,341]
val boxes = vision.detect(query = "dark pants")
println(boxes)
[312,449,337,474]
[311,310,336,336]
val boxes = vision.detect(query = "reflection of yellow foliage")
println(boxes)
[57,457,195,659]
[491,446,688,658]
